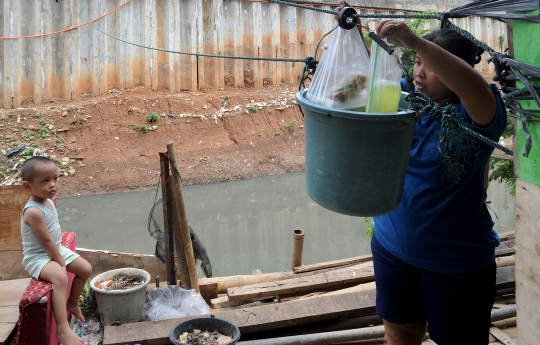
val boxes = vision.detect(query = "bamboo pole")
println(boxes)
[291,229,306,269]
[166,141,200,292]
[159,152,177,285]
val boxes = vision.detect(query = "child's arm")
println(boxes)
[23,207,65,266]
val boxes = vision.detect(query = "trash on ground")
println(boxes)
[142,285,210,322]
[72,316,103,345]
[178,329,233,345]
[95,274,145,290]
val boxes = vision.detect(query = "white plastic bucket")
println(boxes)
[90,267,150,326]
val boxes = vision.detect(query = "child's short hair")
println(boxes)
[21,156,55,182]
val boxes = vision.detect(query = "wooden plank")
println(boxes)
[77,248,166,281]
[495,256,515,268]
[0,185,27,252]
[200,282,218,306]
[0,278,32,343]
[496,265,515,291]
[515,179,540,345]
[489,327,517,345]
[103,289,377,345]
[0,278,31,307]
[0,251,29,281]
[227,262,374,302]
[293,254,373,273]
[227,273,328,302]
[495,247,515,257]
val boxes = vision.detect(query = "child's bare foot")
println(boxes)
[57,324,87,345]
[67,300,85,322]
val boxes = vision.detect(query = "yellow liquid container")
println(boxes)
[367,80,401,113]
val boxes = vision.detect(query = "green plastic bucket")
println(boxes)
[296,89,417,216]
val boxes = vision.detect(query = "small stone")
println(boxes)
[68,169,76,176]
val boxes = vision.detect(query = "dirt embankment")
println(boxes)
[0,83,306,197]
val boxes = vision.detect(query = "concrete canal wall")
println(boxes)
[1,0,507,109]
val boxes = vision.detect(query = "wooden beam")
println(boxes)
[0,278,31,344]
[227,262,374,302]
[489,327,517,345]
[159,152,177,285]
[496,265,515,291]
[103,289,377,345]
[77,248,166,281]
[167,141,199,292]
[293,254,373,273]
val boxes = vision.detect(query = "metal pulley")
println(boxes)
[338,6,395,56]
[337,7,358,30]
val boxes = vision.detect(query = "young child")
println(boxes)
[21,156,92,345]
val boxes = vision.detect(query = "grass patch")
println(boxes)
[133,124,149,132]
[147,112,159,122]
[284,120,297,133]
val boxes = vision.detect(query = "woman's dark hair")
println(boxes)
[423,28,484,66]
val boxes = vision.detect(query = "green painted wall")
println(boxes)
[513,10,540,185]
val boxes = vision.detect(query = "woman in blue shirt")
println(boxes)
[369,19,507,345]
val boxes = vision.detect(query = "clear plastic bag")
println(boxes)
[142,285,210,322]
[306,27,370,111]
[366,37,403,113]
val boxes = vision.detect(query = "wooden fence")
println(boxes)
[0,0,508,109]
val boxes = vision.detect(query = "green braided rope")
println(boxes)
[407,93,513,157]
[92,24,308,63]
[268,0,338,15]
[444,22,494,54]
[268,0,439,19]
[503,84,540,100]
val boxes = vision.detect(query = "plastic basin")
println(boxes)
[296,89,417,216]
[170,316,241,345]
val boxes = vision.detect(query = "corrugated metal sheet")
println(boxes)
[0,0,508,109]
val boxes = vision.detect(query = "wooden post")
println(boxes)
[159,152,177,286]
[291,229,306,269]
[166,141,200,292]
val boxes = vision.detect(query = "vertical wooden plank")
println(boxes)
[0,1,4,109]
[228,0,243,87]
[166,0,178,92]
[121,0,133,89]
[200,0,212,88]
[63,0,72,100]
[251,1,263,88]
[167,142,200,292]
[215,0,225,89]
[179,0,198,91]
[259,3,272,86]
[4,1,18,107]
[515,179,540,345]
[159,152,177,286]
[194,0,204,90]
[75,0,90,95]
[155,0,167,90]
[143,0,155,90]
[130,0,145,87]
[91,0,104,96]
[270,1,281,86]
[115,0,127,90]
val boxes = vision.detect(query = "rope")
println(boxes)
[92,25,308,64]
[267,0,439,19]
[407,92,513,160]
[0,0,133,39]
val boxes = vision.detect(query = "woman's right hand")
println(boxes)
[376,20,420,51]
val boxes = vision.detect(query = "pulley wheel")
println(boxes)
[337,7,358,30]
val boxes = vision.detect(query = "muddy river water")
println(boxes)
[57,172,515,277]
